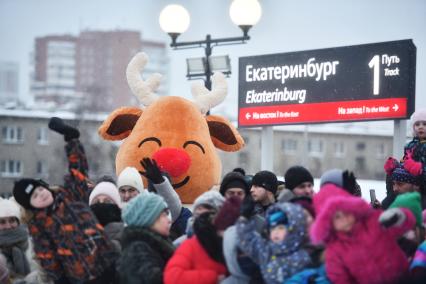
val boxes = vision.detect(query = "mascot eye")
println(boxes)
[183,140,205,154]
[138,137,162,148]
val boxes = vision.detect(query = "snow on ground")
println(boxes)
[313,178,387,202]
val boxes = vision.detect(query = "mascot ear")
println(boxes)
[206,115,245,152]
[99,107,143,141]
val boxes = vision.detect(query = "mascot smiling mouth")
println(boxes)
[172,176,190,189]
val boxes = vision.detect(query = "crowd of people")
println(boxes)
[1,108,426,284]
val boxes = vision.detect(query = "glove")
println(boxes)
[240,195,256,219]
[140,158,165,184]
[403,150,423,176]
[379,208,406,228]
[342,170,357,195]
[48,117,80,141]
[383,157,398,175]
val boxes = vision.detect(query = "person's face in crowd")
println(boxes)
[119,186,139,202]
[150,209,171,237]
[224,187,246,200]
[0,216,19,231]
[269,225,287,243]
[250,185,269,203]
[333,210,355,233]
[393,181,418,195]
[30,186,54,209]
[92,194,115,205]
[414,121,426,140]
[193,204,215,218]
[292,182,314,197]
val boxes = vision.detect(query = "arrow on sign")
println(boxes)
[245,113,251,120]
[392,104,399,112]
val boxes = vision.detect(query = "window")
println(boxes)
[356,142,366,151]
[281,139,297,154]
[1,126,24,144]
[37,127,49,145]
[334,141,345,158]
[36,160,49,177]
[0,160,23,177]
[376,143,386,159]
[308,139,324,157]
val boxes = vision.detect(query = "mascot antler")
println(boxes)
[126,52,162,107]
[191,72,227,115]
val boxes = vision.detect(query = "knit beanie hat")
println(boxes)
[266,209,289,229]
[251,170,278,194]
[117,167,144,192]
[0,198,21,221]
[410,108,426,130]
[284,166,314,191]
[193,190,225,212]
[89,181,122,207]
[219,171,249,196]
[13,178,50,210]
[392,165,420,186]
[122,192,167,227]
[320,169,343,188]
[390,192,423,226]
[213,196,241,231]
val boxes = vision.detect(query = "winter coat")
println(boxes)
[169,207,192,241]
[0,225,31,280]
[118,226,174,284]
[311,184,415,284]
[284,265,330,284]
[404,138,426,208]
[164,236,227,284]
[103,222,124,253]
[236,202,311,284]
[28,140,117,283]
[222,226,250,284]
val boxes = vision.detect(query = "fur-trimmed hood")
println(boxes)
[310,184,372,244]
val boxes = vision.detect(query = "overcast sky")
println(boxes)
[1,0,425,118]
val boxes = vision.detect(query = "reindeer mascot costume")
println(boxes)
[99,52,244,203]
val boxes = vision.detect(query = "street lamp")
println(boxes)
[159,0,261,91]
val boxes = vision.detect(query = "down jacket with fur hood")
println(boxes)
[311,184,415,284]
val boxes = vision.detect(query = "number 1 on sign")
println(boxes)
[368,55,380,95]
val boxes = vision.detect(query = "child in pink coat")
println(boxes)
[310,184,415,284]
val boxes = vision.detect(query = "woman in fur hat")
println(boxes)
[0,198,31,281]
[311,183,416,284]
[12,117,117,284]
[118,191,175,284]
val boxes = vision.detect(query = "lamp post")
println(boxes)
[159,0,261,92]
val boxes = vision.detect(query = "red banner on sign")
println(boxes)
[238,98,407,126]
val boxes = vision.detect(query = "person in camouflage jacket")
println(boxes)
[13,117,118,284]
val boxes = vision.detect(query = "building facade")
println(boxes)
[0,61,19,105]
[1,107,398,196]
[0,109,118,197]
[31,30,169,112]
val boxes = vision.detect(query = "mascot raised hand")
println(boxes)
[99,52,244,203]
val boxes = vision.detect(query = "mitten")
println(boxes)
[383,157,399,175]
[404,150,423,176]
[379,208,406,228]
[48,117,80,141]
[140,158,165,184]
[240,195,256,219]
[342,170,357,195]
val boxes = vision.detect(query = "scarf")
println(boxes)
[0,225,31,276]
